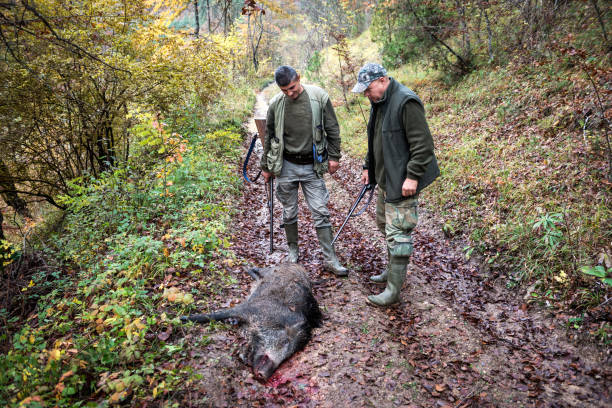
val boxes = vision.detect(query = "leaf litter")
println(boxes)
[175,91,611,407]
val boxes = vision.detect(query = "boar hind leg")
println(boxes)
[181,306,246,324]
[304,290,323,328]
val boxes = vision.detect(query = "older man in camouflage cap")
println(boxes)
[352,62,439,306]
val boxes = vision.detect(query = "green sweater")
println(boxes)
[262,88,341,172]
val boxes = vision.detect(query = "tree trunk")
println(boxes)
[96,131,109,172]
[105,110,116,168]
[194,0,200,38]
[248,14,255,70]
[206,0,211,33]
[474,4,483,47]
[222,0,229,35]
[480,2,494,62]
[590,0,609,46]
[247,12,264,72]
[0,159,31,219]
[0,210,4,241]
[454,0,471,59]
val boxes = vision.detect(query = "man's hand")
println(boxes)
[262,171,273,183]
[361,169,369,185]
[402,178,418,196]
[328,160,340,175]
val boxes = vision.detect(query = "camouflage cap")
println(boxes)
[351,63,387,93]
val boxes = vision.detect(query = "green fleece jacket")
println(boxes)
[364,77,439,202]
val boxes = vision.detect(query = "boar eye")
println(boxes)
[251,333,262,345]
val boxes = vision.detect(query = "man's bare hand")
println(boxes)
[263,171,273,183]
[361,169,369,185]
[329,160,340,175]
[402,178,418,196]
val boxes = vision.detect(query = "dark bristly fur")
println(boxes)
[181,263,322,381]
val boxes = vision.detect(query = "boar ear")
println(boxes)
[285,320,305,338]
[246,268,263,280]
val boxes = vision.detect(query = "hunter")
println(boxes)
[261,65,347,276]
[353,62,439,306]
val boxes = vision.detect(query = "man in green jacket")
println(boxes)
[261,65,347,276]
[352,63,439,306]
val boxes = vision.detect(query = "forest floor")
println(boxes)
[176,91,611,407]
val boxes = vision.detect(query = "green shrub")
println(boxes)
[1,83,253,405]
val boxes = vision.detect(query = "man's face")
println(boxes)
[364,77,387,103]
[279,76,303,100]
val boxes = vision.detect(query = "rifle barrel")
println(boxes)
[269,179,274,253]
[332,184,370,245]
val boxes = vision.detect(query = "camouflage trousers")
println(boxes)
[275,159,331,228]
[376,187,419,260]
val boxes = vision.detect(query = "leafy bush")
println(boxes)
[0,240,18,270]
[0,85,251,405]
[581,266,612,287]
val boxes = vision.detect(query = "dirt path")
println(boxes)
[179,90,611,407]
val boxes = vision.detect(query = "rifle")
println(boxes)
[242,133,262,183]
[267,178,274,253]
[242,118,274,252]
[242,117,267,183]
[332,183,375,245]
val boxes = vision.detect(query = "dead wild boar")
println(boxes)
[180,263,322,381]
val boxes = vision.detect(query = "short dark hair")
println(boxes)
[274,65,298,87]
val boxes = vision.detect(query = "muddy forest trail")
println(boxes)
[178,90,611,407]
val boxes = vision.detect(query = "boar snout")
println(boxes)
[253,353,276,381]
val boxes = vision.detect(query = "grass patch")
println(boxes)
[421,54,611,313]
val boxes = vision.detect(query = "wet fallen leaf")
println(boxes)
[158,326,172,341]
[58,370,74,382]
[108,391,128,404]
[54,382,65,394]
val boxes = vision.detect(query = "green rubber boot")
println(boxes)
[284,222,299,263]
[369,267,389,283]
[316,227,348,276]
[370,249,391,283]
[367,259,408,306]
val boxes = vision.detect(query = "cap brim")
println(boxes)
[351,82,368,93]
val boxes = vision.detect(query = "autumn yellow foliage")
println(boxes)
[0,0,240,204]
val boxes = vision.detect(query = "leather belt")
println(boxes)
[284,152,313,165]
